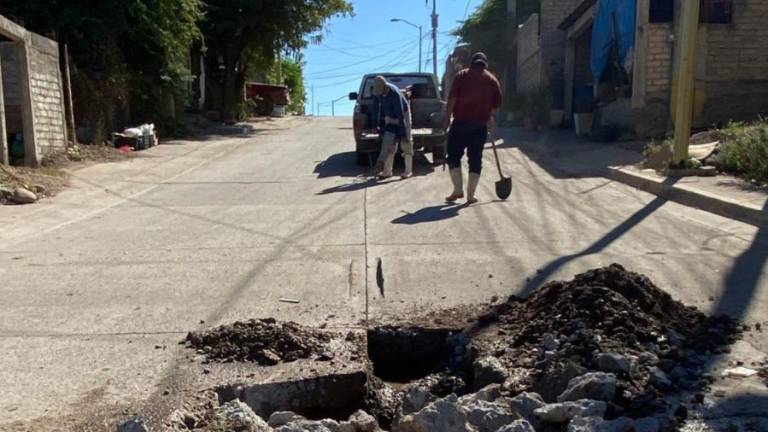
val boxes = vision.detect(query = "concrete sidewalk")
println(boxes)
[495,127,768,227]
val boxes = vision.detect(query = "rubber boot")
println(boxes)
[445,168,464,202]
[467,173,480,204]
[379,142,397,179]
[401,155,413,179]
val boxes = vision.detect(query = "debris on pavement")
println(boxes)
[162,264,745,432]
[721,366,758,378]
[185,318,333,365]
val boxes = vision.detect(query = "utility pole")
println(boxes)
[431,0,438,77]
[317,103,321,116]
[671,0,700,165]
[311,85,315,116]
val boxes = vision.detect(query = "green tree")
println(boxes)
[2,0,203,137]
[200,0,352,119]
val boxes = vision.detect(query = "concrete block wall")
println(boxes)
[643,24,674,98]
[28,34,66,154]
[703,0,768,124]
[540,0,583,89]
[517,13,542,93]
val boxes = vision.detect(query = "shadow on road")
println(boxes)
[495,128,644,179]
[314,152,368,178]
[716,201,768,322]
[391,203,464,224]
[521,178,679,295]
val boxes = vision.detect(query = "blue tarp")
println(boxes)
[590,0,636,83]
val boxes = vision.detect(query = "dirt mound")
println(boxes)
[475,263,741,419]
[185,318,332,365]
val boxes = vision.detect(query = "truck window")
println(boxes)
[361,76,436,99]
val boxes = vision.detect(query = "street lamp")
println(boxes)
[390,18,422,72]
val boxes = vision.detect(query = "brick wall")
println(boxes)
[643,24,674,98]
[540,0,583,87]
[28,34,66,155]
[517,13,542,93]
[703,0,768,123]
[0,33,66,160]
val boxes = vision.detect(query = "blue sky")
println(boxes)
[303,0,484,116]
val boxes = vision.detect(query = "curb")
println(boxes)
[606,166,767,227]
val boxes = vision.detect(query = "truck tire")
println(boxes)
[432,143,447,165]
[254,96,274,117]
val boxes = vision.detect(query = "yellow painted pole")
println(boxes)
[671,0,700,165]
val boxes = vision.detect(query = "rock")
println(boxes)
[567,416,633,432]
[532,361,587,402]
[496,419,536,432]
[11,187,37,204]
[220,399,270,431]
[0,186,13,200]
[508,392,545,425]
[534,400,607,424]
[401,386,437,415]
[393,394,473,432]
[649,367,672,390]
[32,184,46,195]
[557,372,617,402]
[462,399,518,432]
[459,384,502,404]
[542,334,560,351]
[595,353,631,374]
[117,417,148,432]
[722,366,758,378]
[473,356,508,389]
[634,417,660,432]
[277,420,335,432]
[269,411,304,427]
[346,410,378,432]
[638,351,659,365]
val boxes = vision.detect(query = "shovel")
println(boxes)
[489,133,512,200]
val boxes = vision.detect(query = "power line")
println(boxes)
[306,38,419,79]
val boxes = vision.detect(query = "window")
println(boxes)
[361,76,436,99]
[701,0,733,24]
[649,0,733,24]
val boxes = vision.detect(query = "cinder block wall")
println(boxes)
[636,0,768,136]
[539,0,583,92]
[517,13,542,93]
[28,34,66,155]
[703,0,768,125]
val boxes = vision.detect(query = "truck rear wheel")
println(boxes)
[432,143,447,165]
[254,96,274,116]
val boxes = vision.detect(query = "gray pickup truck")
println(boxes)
[348,73,446,166]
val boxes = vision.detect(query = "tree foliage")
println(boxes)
[2,0,350,134]
[2,0,203,135]
[453,0,540,71]
[200,0,352,119]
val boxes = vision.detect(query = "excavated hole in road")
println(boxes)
[367,325,468,384]
[212,325,472,427]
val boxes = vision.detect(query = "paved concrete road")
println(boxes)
[1,116,766,427]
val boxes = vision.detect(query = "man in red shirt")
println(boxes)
[442,52,502,204]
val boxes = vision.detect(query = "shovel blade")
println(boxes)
[495,177,512,200]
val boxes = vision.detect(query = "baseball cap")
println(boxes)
[471,52,488,67]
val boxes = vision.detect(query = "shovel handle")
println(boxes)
[489,131,504,179]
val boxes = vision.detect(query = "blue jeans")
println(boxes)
[447,121,488,174]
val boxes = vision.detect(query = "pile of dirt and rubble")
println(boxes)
[153,264,743,432]
[185,318,334,365]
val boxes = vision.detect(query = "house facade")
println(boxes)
[529,0,768,138]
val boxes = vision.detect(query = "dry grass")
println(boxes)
[1,144,133,199]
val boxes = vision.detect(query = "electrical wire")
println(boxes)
[305,38,420,79]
